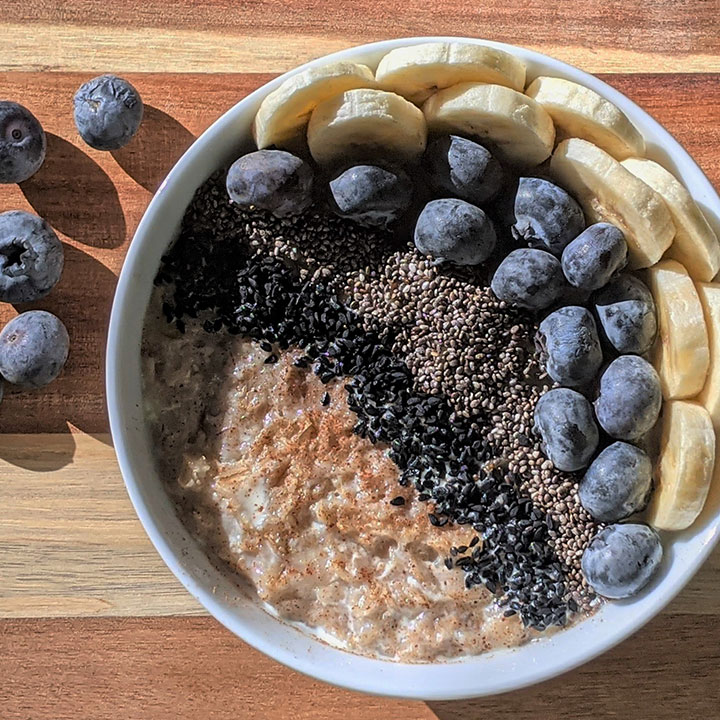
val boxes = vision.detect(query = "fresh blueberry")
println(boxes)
[414,198,496,265]
[512,177,585,255]
[329,165,412,227]
[537,306,603,387]
[226,149,314,218]
[579,442,653,522]
[561,222,628,291]
[594,274,657,355]
[534,388,599,471]
[0,210,64,303]
[73,75,143,150]
[0,101,46,183]
[0,311,69,388]
[582,523,662,599]
[424,135,504,205]
[491,248,565,310]
[595,355,662,440]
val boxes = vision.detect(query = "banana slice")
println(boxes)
[646,259,709,399]
[646,400,715,531]
[696,282,720,426]
[550,139,674,268]
[375,41,526,104]
[526,76,645,160]
[307,88,426,167]
[621,157,720,282]
[253,62,376,150]
[422,82,554,168]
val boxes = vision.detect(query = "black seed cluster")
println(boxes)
[155,181,582,630]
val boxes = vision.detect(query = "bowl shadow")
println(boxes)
[112,105,195,193]
[0,425,77,471]
[20,133,126,249]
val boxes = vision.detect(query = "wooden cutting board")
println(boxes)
[1,3,719,718]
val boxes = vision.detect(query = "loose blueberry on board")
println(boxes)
[511,177,585,255]
[581,523,662,599]
[491,248,566,310]
[425,135,504,205]
[0,310,69,389]
[534,387,599,472]
[537,306,603,387]
[0,210,64,303]
[561,222,628,291]
[414,198,496,265]
[0,101,46,183]
[226,149,314,218]
[594,274,658,355]
[595,355,662,441]
[73,75,144,151]
[329,165,413,227]
[579,442,653,523]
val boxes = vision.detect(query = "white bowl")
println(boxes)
[107,37,720,700]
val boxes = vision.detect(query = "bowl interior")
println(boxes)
[107,37,720,701]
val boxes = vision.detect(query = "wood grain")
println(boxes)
[1,614,719,720]
[0,72,718,434]
[2,1,720,73]
[1,434,718,619]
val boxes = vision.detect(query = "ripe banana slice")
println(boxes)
[307,88,426,166]
[374,41,526,104]
[526,76,645,160]
[646,400,715,531]
[696,282,720,427]
[550,138,675,268]
[622,157,720,282]
[253,62,376,150]
[422,82,554,168]
[645,259,709,399]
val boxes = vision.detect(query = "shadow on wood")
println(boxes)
[20,133,126,249]
[0,428,76,470]
[112,105,195,193]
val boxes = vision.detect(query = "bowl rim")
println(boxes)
[107,35,720,701]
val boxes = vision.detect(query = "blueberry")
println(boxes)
[534,388,599,471]
[0,210,64,303]
[512,177,585,255]
[226,149,314,218]
[0,311,69,388]
[73,75,143,151]
[491,248,565,310]
[582,523,662,599]
[579,442,653,522]
[595,355,662,440]
[594,274,657,355]
[414,198,496,265]
[424,135,504,205]
[537,306,603,387]
[561,222,627,291]
[0,101,46,183]
[329,165,412,227]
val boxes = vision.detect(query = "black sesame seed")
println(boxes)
[321,392,330,406]
[389,496,405,507]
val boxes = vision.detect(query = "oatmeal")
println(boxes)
[143,290,533,661]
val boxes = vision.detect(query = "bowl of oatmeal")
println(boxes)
[107,37,720,699]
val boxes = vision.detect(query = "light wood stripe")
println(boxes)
[1,433,718,619]
[1,22,719,74]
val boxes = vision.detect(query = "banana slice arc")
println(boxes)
[646,400,715,531]
[550,138,675,268]
[422,82,554,168]
[622,157,720,282]
[375,41,526,105]
[646,259,709,399]
[307,88,427,167]
[253,62,376,150]
[696,282,720,427]
[526,76,645,160]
